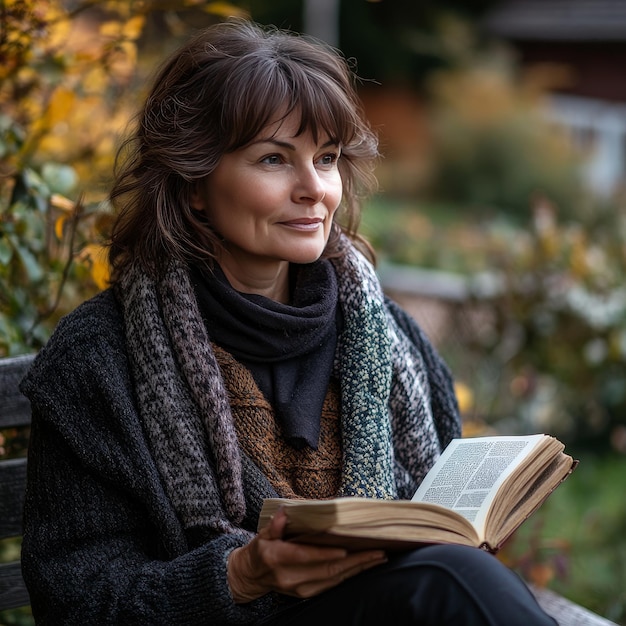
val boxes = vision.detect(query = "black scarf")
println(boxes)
[190,260,340,449]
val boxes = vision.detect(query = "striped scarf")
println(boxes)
[117,237,460,531]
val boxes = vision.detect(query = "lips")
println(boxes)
[279,217,324,230]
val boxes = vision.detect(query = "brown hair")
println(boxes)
[108,19,378,281]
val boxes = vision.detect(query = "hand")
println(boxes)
[227,508,388,603]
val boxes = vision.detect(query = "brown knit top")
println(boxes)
[213,345,343,500]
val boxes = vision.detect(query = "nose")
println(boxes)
[293,165,326,204]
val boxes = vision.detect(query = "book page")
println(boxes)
[411,435,544,535]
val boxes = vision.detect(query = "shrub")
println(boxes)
[0,0,243,356]
[364,195,626,451]
[425,61,587,222]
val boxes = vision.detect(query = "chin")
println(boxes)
[293,248,328,265]
[283,242,328,265]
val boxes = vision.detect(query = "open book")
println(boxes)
[258,434,577,554]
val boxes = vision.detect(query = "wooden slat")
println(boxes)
[0,561,29,611]
[0,354,34,429]
[0,355,32,611]
[0,458,28,540]
[531,585,618,625]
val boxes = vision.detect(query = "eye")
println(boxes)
[261,154,283,165]
[317,152,340,167]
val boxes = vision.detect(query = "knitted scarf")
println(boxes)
[117,237,458,531]
[190,261,340,450]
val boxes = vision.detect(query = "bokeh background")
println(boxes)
[1,1,625,623]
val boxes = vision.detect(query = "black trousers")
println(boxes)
[257,544,557,626]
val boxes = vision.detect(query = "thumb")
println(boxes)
[265,506,288,540]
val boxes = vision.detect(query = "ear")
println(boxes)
[190,183,206,212]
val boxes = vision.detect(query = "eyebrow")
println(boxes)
[251,138,340,151]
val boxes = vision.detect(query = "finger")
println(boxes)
[323,550,387,581]
[335,551,388,580]
[262,512,349,562]
[278,550,387,597]
[291,552,388,598]
[272,539,348,564]
[264,507,288,540]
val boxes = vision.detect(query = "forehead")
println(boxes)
[248,110,336,146]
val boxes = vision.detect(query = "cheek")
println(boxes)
[229,173,279,212]
[329,178,343,214]
[323,166,342,197]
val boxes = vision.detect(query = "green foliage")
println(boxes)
[502,452,626,624]
[0,140,101,355]
[364,195,626,451]
[244,0,499,85]
[460,203,626,450]
[366,195,626,621]
[0,605,33,626]
[425,61,586,220]
[0,0,245,356]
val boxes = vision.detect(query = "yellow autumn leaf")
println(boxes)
[119,40,138,66]
[47,14,72,50]
[100,20,123,38]
[46,87,75,126]
[122,15,145,41]
[38,133,69,160]
[16,66,38,85]
[91,257,110,291]
[80,244,110,291]
[83,66,109,95]
[54,215,66,240]
[109,40,137,80]
[105,0,132,19]
[203,2,249,18]
[454,381,474,415]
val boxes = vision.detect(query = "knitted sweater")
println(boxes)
[21,265,460,625]
[213,344,343,500]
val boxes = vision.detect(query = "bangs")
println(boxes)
[220,54,359,151]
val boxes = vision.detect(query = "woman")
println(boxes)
[20,19,556,625]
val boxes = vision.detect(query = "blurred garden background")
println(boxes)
[1,0,625,624]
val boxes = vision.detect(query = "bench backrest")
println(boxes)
[0,354,35,611]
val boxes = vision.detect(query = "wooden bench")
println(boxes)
[0,354,617,623]
[0,353,34,612]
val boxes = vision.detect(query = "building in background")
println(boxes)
[483,0,626,198]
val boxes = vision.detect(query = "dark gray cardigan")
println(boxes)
[20,288,460,625]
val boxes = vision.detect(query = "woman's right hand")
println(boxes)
[227,508,388,603]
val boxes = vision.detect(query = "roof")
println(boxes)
[483,0,626,41]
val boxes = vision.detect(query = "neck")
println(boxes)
[217,259,291,303]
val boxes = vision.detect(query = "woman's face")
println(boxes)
[192,111,343,299]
